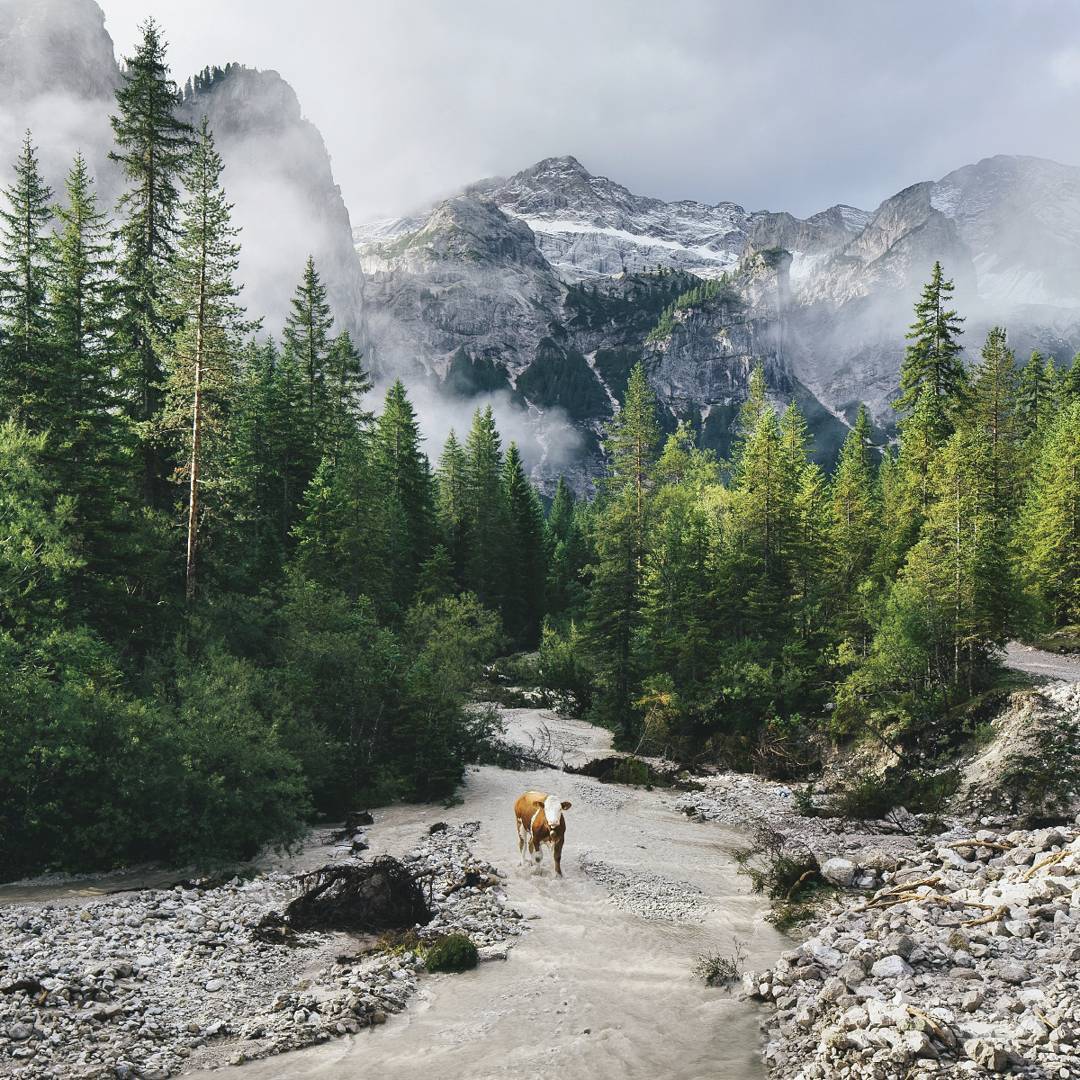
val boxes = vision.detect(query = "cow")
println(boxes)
[514,790,572,876]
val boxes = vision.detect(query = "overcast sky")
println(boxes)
[98,0,1080,224]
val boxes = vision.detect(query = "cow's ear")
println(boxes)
[561,801,572,810]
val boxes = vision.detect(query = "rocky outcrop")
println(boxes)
[0,0,120,197]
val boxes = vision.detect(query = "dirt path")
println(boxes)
[213,707,786,1080]
[1004,640,1080,682]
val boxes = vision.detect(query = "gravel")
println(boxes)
[744,820,1080,1078]
[576,853,706,921]
[0,822,522,1079]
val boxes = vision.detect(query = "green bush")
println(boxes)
[824,766,960,822]
[424,933,478,973]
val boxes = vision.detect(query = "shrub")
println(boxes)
[693,938,747,986]
[424,933,478,973]
[734,822,819,902]
[824,766,960,823]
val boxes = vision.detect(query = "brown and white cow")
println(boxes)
[514,791,572,876]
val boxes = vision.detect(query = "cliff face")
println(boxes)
[182,65,365,336]
[0,0,120,197]
[0,5,365,340]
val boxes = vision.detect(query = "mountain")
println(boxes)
[0,0,364,337]
[355,153,1080,480]
[180,64,364,335]
[0,0,120,198]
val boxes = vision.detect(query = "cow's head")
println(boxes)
[543,795,572,833]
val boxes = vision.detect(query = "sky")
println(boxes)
[90,0,1080,225]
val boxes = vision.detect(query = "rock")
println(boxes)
[8,1023,33,1041]
[204,978,225,992]
[995,960,1029,984]
[964,1038,1009,1071]
[870,954,913,979]
[902,1028,939,1059]
[961,989,984,1013]
[820,857,858,888]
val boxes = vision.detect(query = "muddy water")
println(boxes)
[214,708,787,1080]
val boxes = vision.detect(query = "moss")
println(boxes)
[424,933,478,973]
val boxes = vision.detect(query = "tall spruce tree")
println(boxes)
[110,18,193,505]
[1015,401,1080,628]
[283,256,333,417]
[587,362,660,738]
[828,406,879,644]
[323,329,371,456]
[501,442,547,646]
[968,326,1018,510]
[895,261,967,438]
[463,405,507,609]
[546,476,589,619]
[0,131,53,427]
[48,153,143,637]
[1017,350,1052,440]
[436,429,469,588]
[375,380,435,609]
[162,119,247,600]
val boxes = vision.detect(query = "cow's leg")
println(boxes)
[553,836,564,877]
[516,818,526,863]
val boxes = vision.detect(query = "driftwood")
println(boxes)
[271,856,432,934]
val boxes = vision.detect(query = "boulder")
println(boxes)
[820,857,858,888]
[870,954,913,979]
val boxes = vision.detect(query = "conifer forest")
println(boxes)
[1,19,1079,885]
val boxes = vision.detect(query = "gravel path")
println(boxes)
[1004,641,1080,683]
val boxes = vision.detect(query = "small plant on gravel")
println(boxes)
[424,933,478,973]
[693,938,747,986]
[734,822,820,902]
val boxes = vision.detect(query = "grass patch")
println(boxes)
[424,933,478,973]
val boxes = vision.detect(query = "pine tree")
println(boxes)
[0,131,53,426]
[375,380,435,609]
[110,17,193,505]
[1015,401,1080,628]
[604,360,660,536]
[283,256,333,416]
[728,397,787,638]
[161,119,248,601]
[501,442,547,646]
[1017,350,1051,440]
[893,427,1012,690]
[587,365,661,738]
[323,329,372,456]
[967,326,1017,510]
[895,261,967,438]
[463,405,507,609]
[48,153,143,638]
[546,476,589,619]
[829,406,879,644]
[436,429,469,588]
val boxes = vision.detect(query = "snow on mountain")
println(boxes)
[353,152,1080,477]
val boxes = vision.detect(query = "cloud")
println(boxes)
[96,0,1080,224]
